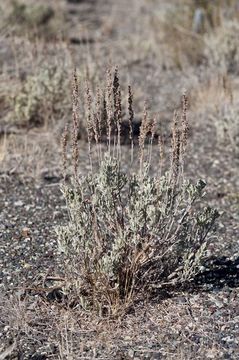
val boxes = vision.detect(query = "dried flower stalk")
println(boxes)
[72,69,79,180]
[128,85,134,163]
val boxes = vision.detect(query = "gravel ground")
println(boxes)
[0,175,65,291]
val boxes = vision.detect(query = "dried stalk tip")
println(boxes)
[181,90,189,154]
[72,69,79,179]
[61,124,68,180]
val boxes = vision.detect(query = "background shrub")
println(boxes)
[11,65,67,127]
[192,74,239,153]
[204,20,239,74]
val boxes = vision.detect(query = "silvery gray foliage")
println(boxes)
[12,64,67,126]
[56,155,219,308]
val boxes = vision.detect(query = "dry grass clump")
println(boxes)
[1,288,239,358]
[204,20,239,74]
[56,69,219,316]
[158,2,204,68]
[147,0,239,69]
[116,1,202,70]
[192,75,239,153]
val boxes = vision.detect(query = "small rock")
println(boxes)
[21,227,31,237]
[128,349,134,358]
[222,336,235,343]
[14,200,24,207]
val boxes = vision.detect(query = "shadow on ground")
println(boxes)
[146,256,239,305]
[194,256,239,289]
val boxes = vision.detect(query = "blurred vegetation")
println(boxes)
[151,0,239,69]
[9,0,54,27]
[10,65,67,127]
[1,0,66,39]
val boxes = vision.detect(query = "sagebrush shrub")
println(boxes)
[12,64,68,127]
[56,69,219,315]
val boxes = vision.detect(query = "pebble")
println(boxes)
[14,200,24,207]
[21,227,31,237]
